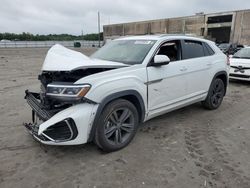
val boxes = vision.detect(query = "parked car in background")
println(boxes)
[0,39,11,42]
[235,44,245,53]
[218,43,233,54]
[218,43,244,55]
[24,35,229,152]
[229,47,250,81]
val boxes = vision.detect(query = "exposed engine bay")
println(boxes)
[28,68,113,121]
[39,68,114,86]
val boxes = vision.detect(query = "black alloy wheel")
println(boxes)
[202,78,225,110]
[95,99,139,152]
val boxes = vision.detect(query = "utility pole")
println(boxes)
[98,11,101,47]
[81,29,84,40]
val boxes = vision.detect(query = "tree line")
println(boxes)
[0,32,103,41]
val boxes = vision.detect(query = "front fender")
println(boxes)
[86,76,147,104]
[87,89,146,142]
[75,65,148,104]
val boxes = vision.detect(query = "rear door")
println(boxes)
[180,40,214,97]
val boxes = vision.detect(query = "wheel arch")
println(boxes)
[88,90,146,142]
[212,71,228,96]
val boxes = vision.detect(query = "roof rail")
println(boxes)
[159,33,198,38]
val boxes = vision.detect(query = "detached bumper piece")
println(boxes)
[25,90,53,121]
[24,122,50,141]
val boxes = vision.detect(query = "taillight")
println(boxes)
[226,56,230,66]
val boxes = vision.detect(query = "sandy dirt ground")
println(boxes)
[0,47,250,188]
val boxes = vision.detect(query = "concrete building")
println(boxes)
[103,9,250,45]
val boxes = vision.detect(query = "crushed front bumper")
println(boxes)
[24,91,98,145]
[24,122,50,142]
[24,117,78,143]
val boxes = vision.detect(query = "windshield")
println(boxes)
[91,40,156,65]
[219,43,230,49]
[233,48,250,59]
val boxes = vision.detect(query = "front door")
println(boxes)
[147,40,187,119]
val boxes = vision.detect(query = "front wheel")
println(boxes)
[94,99,139,152]
[202,78,225,110]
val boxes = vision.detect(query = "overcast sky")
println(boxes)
[1,0,250,35]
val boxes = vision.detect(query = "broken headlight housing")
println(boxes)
[46,83,91,101]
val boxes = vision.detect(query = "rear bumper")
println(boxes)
[24,91,98,145]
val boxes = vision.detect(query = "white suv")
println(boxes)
[24,35,229,152]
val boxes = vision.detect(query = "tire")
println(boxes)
[202,78,225,110]
[94,99,139,152]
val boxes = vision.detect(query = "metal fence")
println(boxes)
[0,40,103,48]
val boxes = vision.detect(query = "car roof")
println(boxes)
[116,34,211,43]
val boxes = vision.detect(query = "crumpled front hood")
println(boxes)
[230,58,250,68]
[42,44,128,71]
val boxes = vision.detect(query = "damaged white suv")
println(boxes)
[24,35,229,152]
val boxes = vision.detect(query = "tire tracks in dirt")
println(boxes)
[184,117,250,188]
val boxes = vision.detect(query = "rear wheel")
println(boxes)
[202,78,225,110]
[95,99,139,152]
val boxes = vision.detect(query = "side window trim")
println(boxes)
[202,42,210,56]
[203,42,215,56]
[147,39,183,67]
[180,40,186,60]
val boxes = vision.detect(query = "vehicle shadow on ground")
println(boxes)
[229,79,250,87]
[38,102,204,156]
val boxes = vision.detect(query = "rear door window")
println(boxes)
[182,40,205,59]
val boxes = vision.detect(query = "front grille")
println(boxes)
[230,74,250,79]
[25,90,53,121]
[43,118,78,142]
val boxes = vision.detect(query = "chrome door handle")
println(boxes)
[180,67,187,71]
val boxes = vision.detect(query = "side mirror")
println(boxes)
[153,55,170,66]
